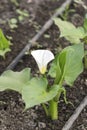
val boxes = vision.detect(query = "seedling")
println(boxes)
[0,29,11,58]
[8,18,18,29]
[53,17,87,69]
[16,9,29,22]
[53,17,87,44]
[8,9,29,29]
[60,5,75,20]
[0,43,84,120]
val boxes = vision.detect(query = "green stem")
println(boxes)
[49,99,58,120]
[42,103,49,116]
[48,87,62,120]
[54,86,62,101]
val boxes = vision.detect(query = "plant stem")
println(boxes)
[42,103,49,116]
[49,86,63,120]
[49,99,58,120]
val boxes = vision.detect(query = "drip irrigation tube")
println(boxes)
[62,96,87,130]
[6,0,73,70]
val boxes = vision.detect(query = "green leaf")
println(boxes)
[48,54,62,84]
[53,18,86,44]
[48,54,61,78]
[0,48,11,58]
[63,44,84,85]
[0,29,11,57]
[9,18,18,29]
[0,68,31,93]
[16,9,29,17]
[22,77,59,109]
[0,68,59,109]
[49,44,84,86]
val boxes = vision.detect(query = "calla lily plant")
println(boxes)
[31,44,84,120]
[0,44,84,120]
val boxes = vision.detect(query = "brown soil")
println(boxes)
[0,0,87,130]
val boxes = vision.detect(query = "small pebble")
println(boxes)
[38,122,46,128]
[85,79,87,86]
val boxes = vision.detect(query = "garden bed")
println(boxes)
[0,0,87,130]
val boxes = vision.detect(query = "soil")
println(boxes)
[0,0,87,130]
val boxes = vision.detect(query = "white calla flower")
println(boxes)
[31,50,54,74]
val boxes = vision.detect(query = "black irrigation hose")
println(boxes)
[62,96,87,130]
[6,0,73,70]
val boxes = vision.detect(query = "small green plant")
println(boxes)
[53,17,87,44]
[60,5,75,20]
[0,43,84,120]
[8,9,29,29]
[53,17,87,69]
[0,29,11,58]
[16,9,29,22]
[8,18,18,29]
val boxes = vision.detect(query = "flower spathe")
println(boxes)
[31,50,54,74]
